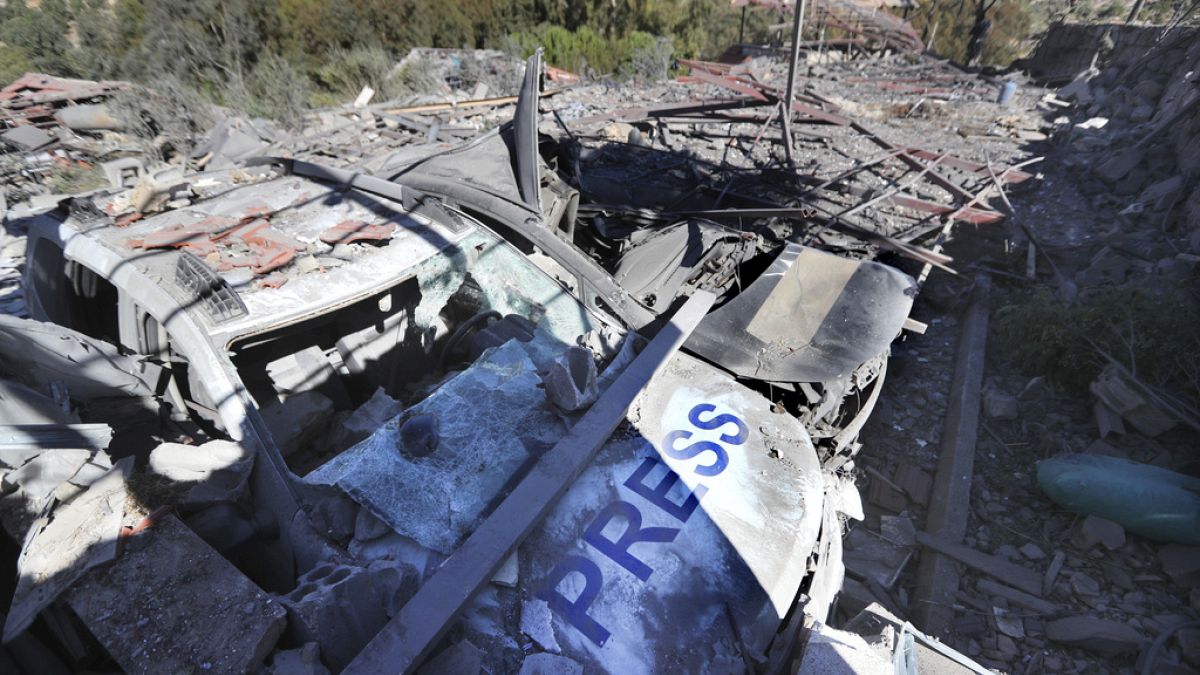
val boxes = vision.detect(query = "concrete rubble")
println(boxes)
[0,8,1196,675]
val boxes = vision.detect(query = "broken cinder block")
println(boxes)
[278,560,419,671]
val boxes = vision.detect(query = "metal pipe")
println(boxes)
[781,0,808,168]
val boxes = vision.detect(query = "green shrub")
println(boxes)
[0,45,31,87]
[313,45,392,99]
[621,32,674,81]
[995,282,1200,403]
[243,54,310,128]
[381,55,443,101]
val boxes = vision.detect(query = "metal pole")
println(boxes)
[739,5,747,43]
[781,0,807,169]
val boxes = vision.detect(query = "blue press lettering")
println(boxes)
[583,500,679,581]
[623,456,707,523]
[687,403,749,445]
[535,555,612,646]
[662,430,728,476]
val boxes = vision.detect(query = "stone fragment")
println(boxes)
[397,413,440,458]
[519,653,584,675]
[1139,175,1184,211]
[1094,400,1126,438]
[1076,515,1126,550]
[354,506,392,542]
[304,485,358,542]
[1059,77,1093,105]
[880,513,916,547]
[1158,545,1200,587]
[148,439,253,504]
[1019,542,1046,560]
[1070,572,1100,596]
[520,599,561,654]
[1132,80,1163,101]
[67,515,286,675]
[279,561,418,671]
[541,346,599,412]
[994,608,1025,639]
[1090,365,1176,436]
[983,390,1019,420]
[1046,616,1144,654]
[996,633,1019,657]
[492,551,518,587]
[1130,105,1154,123]
[266,643,331,675]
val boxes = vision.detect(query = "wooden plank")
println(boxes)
[975,579,1059,614]
[916,531,1043,597]
[911,275,991,636]
[344,291,717,674]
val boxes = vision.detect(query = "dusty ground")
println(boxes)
[858,113,1199,674]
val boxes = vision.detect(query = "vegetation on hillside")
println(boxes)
[10,0,1186,125]
[0,0,786,116]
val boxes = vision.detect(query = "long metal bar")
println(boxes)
[343,291,717,674]
[781,0,807,168]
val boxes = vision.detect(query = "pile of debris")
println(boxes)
[1050,22,1200,233]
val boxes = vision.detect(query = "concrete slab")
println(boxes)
[67,515,286,674]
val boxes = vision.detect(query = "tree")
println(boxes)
[964,0,998,67]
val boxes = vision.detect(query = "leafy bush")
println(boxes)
[313,45,392,99]
[0,45,31,87]
[242,54,310,128]
[622,32,674,81]
[381,55,443,101]
[995,282,1200,402]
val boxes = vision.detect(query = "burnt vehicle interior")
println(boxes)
[382,53,916,469]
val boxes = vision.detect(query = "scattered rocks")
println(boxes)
[983,390,1019,420]
[1019,542,1046,560]
[1070,572,1101,596]
[1076,515,1126,550]
[1090,365,1177,437]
